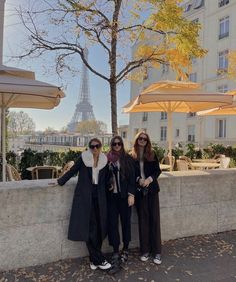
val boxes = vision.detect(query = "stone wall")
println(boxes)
[1,169,236,271]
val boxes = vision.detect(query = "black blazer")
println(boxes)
[133,153,162,193]
[108,154,136,198]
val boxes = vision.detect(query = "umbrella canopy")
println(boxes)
[0,64,65,181]
[0,65,35,79]
[123,80,233,170]
[197,90,236,116]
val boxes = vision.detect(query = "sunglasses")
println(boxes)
[112,142,122,147]
[89,144,101,149]
[138,137,148,142]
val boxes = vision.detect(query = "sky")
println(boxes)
[3,0,131,132]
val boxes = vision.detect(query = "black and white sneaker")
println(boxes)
[140,253,150,262]
[153,254,162,265]
[98,260,111,270]
[121,249,129,263]
[90,260,111,270]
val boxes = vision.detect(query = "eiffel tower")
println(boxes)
[67,48,95,132]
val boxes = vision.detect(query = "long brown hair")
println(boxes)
[130,131,155,161]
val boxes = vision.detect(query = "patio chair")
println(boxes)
[179,155,192,163]
[31,166,58,180]
[59,161,75,177]
[219,157,230,169]
[6,164,21,181]
[176,160,189,171]
[161,155,175,170]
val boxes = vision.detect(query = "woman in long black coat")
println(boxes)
[52,138,111,270]
[130,132,162,265]
[106,135,135,274]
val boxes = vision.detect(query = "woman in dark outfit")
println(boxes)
[107,136,135,274]
[52,138,111,270]
[130,132,162,265]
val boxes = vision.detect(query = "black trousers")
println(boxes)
[136,191,161,255]
[86,196,105,265]
[107,193,131,252]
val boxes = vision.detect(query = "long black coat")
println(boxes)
[57,153,109,242]
[133,153,162,193]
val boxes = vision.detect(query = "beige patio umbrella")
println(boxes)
[197,90,236,116]
[123,80,233,170]
[0,64,65,181]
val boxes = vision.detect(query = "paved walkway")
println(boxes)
[1,230,236,282]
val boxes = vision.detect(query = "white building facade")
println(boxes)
[128,0,236,149]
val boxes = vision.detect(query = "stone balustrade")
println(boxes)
[1,169,236,271]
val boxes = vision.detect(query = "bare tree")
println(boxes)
[7,111,36,137]
[17,0,206,135]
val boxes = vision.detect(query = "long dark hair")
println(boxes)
[130,131,155,161]
[109,135,133,179]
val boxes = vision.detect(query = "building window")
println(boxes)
[162,63,169,74]
[143,66,149,80]
[160,112,167,120]
[187,125,195,142]
[217,119,226,138]
[218,49,228,74]
[142,112,148,122]
[187,112,196,118]
[219,16,229,39]
[189,72,197,82]
[218,0,229,8]
[217,85,228,93]
[175,129,180,138]
[160,126,167,141]
[121,131,127,139]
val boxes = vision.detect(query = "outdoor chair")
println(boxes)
[31,166,58,180]
[179,155,192,163]
[176,160,189,171]
[161,155,175,170]
[6,164,21,181]
[59,161,75,177]
[219,157,230,169]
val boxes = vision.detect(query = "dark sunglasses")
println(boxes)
[112,142,122,147]
[138,137,148,142]
[89,144,101,149]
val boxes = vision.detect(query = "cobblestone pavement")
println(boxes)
[1,230,236,282]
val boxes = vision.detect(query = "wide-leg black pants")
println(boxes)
[136,190,161,255]
[107,193,132,252]
[86,196,105,265]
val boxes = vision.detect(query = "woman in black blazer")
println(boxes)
[130,132,162,265]
[107,135,135,274]
[51,138,111,271]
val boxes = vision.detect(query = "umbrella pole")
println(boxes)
[1,106,6,181]
[167,111,173,171]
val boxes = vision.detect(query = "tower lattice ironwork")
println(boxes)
[67,48,95,132]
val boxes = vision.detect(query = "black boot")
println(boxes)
[108,253,121,274]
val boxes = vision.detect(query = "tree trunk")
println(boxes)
[110,81,118,136]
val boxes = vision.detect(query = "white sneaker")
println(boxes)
[90,260,111,270]
[90,262,98,270]
[153,254,162,265]
[140,253,150,262]
[98,260,111,270]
